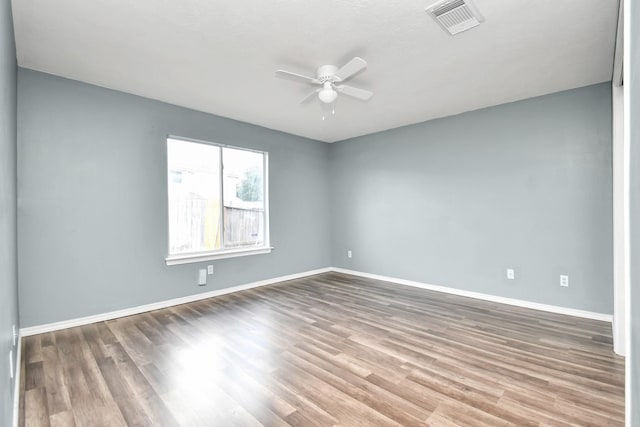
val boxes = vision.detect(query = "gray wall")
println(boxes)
[16,71,615,324]
[17,69,331,327]
[0,0,18,424]
[330,83,613,314]
[629,0,640,423]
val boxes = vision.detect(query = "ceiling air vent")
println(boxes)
[426,0,484,35]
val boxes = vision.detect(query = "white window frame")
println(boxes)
[165,135,271,266]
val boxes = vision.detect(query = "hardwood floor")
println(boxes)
[19,272,625,426]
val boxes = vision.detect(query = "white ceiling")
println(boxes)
[12,0,619,143]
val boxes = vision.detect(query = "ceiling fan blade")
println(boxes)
[334,57,367,82]
[336,84,373,101]
[275,70,319,84]
[300,89,320,104]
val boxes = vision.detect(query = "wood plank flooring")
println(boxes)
[19,272,625,426]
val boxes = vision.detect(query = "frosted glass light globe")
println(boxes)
[318,87,337,104]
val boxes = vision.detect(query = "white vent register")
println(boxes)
[426,0,484,35]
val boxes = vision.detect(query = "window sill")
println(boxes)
[165,247,272,266]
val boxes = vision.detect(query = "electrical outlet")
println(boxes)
[347,250,352,258]
[506,269,515,280]
[207,265,214,275]
[560,275,569,287]
[9,350,13,379]
[198,269,207,286]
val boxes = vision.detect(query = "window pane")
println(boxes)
[168,139,222,254]
[222,147,265,248]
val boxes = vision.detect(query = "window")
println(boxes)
[165,136,270,265]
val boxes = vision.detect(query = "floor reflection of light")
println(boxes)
[189,340,225,370]
[157,337,233,424]
[157,310,284,423]
[169,337,228,395]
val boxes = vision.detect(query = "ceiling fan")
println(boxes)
[275,57,373,119]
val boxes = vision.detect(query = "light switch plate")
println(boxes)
[198,269,207,286]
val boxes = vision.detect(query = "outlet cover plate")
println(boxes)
[560,275,569,287]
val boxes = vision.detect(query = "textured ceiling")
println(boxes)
[12,0,619,142]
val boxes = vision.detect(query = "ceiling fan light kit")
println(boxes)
[318,82,338,104]
[275,57,373,118]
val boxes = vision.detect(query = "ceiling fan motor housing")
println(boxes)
[316,65,339,82]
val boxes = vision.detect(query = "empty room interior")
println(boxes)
[1,0,640,426]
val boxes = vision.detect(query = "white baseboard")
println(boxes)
[20,267,332,336]
[613,317,626,356]
[12,333,22,427]
[330,268,613,322]
[19,265,612,338]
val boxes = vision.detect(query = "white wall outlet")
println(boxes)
[560,275,569,287]
[12,325,17,346]
[198,269,207,286]
[9,350,13,379]
[347,250,353,258]
[207,265,214,275]
[506,269,515,280]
